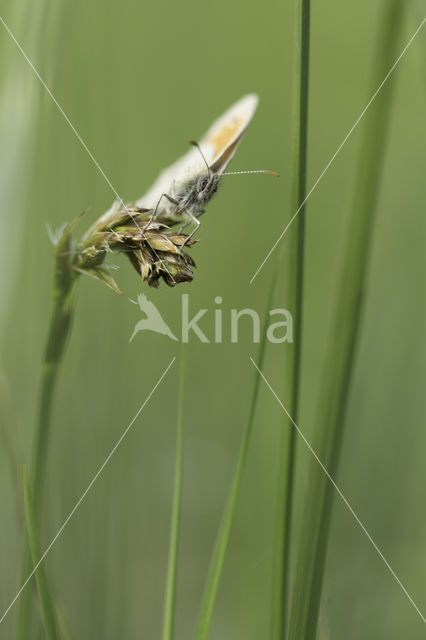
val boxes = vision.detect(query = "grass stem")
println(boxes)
[288,2,405,638]
[195,271,278,640]
[16,226,77,638]
[162,342,187,640]
[22,465,59,640]
[271,1,310,637]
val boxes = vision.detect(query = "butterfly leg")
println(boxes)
[145,192,180,231]
[178,209,205,233]
[148,194,200,245]
[181,210,201,246]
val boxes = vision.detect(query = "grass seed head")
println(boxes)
[71,203,197,293]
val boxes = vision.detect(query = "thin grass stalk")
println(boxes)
[15,202,196,636]
[195,270,278,640]
[288,2,404,638]
[22,465,59,640]
[162,342,187,640]
[271,1,310,637]
[16,230,77,639]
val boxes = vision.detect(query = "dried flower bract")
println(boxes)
[68,201,197,295]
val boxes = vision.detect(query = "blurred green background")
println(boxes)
[1,0,425,637]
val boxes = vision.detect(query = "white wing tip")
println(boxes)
[212,93,258,130]
[243,92,259,102]
[235,93,259,113]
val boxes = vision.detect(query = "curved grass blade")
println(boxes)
[22,465,59,640]
[17,212,78,640]
[271,0,310,637]
[162,342,187,640]
[288,2,405,638]
[195,270,278,640]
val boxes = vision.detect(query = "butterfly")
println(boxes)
[136,94,278,244]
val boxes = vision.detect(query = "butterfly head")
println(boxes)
[196,172,220,203]
[178,171,220,213]
[179,141,221,210]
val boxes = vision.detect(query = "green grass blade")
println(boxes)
[288,2,405,638]
[195,271,278,640]
[56,604,76,640]
[22,465,59,640]
[17,211,77,639]
[162,342,187,640]
[271,1,310,637]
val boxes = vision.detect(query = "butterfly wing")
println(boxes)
[136,94,259,210]
[201,93,259,174]
[135,144,204,210]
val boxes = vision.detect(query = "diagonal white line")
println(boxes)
[0,357,176,627]
[249,17,426,284]
[250,356,426,624]
[0,14,177,284]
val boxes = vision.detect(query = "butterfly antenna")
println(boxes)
[189,140,211,178]
[222,169,279,177]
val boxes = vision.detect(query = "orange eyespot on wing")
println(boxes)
[207,117,245,161]
[209,132,245,174]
